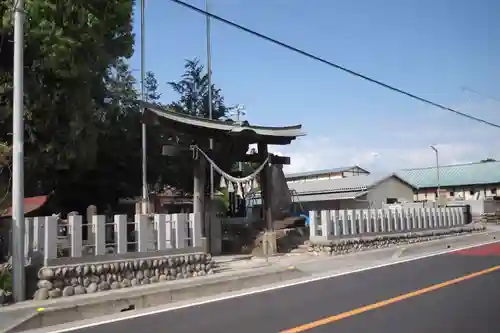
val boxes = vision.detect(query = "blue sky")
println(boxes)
[130,0,500,173]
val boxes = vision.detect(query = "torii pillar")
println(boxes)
[193,148,206,250]
[258,142,277,255]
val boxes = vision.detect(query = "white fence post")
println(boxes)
[416,208,422,229]
[459,207,466,225]
[321,210,332,239]
[452,207,459,225]
[93,215,106,255]
[430,208,437,228]
[348,210,355,235]
[331,210,340,236]
[191,212,202,247]
[44,216,58,265]
[399,208,405,231]
[136,214,149,252]
[437,207,443,227]
[33,216,44,253]
[68,215,82,258]
[378,209,385,233]
[405,208,413,230]
[165,214,173,249]
[443,208,450,226]
[24,218,33,259]
[338,210,347,236]
[359,210,367,234]
[173,213,187,249]
[386,208,393,232]
[439,208,446,227]
[391,210,398,231]
[371,209,379,233]
[423,208,431,228]
[115,214,127,254]
[154,214,167,250]
[309,210,317,239]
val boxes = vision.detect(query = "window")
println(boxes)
[386,198,398,204]
[492,188,497,195]
[449,191,454,197]
[469,190,475,195]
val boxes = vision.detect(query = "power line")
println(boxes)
[461,86,500,104]
[169,0,500,129]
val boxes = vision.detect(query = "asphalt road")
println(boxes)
[69,243,500,333]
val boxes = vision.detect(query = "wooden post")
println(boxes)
[258,142,272,231]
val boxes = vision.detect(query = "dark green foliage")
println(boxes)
[0,2,241,213]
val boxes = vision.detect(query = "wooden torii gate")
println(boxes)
[141,103,305,255]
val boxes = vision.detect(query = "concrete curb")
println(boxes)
[2,266,307,333]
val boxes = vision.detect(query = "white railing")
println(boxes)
[309,206,467,242]
[23,213,203,265]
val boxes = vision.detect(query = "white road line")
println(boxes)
[44,239,500,333]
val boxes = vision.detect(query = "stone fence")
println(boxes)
[309,206,467,242]
[24,213,204,267]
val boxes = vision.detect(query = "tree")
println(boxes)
[0,0,136,212]
[168,58,232,119]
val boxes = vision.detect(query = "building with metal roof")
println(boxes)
[396,161,500,201]
[248,173,416,212]
[286,166,370,183]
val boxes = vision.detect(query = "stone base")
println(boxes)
[261,231,277,256]
[308,226,486,256]
[32,253,216,301]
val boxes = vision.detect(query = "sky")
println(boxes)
[130,0,500,174]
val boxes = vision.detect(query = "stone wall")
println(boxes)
[308,225,486,256]
[478,211,500,224]
[33,253,216,300]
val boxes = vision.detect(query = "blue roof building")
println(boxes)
[397,161,500,189]
[396,161,500,201]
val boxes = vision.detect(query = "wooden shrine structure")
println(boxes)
[141,102,305,254]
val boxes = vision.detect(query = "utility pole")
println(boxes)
[430,145,440,206]
[205,0,214,199]
[205,0,214,253]
[12,0,26,301]
[140,0,148,214]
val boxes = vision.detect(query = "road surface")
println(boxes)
[67,242,500,333]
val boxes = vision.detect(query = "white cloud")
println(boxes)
[255,137,500,174]
[247,101,500,174]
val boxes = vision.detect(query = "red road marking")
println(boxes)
[454,243,500,256]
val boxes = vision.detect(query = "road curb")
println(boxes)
[1,266,307,333]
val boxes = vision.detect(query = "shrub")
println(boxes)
[0,269,12,292]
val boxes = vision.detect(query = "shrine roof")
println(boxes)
[141,102,306,145]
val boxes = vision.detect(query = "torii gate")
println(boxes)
[141,103,306,255]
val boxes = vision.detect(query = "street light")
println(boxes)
[430,145,440,205]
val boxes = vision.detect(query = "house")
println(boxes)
[286,166,370,184]
[397,161,500,202]
[288,173,416,212]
